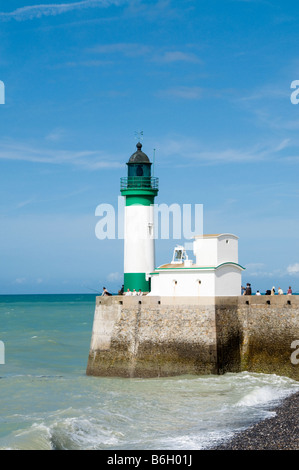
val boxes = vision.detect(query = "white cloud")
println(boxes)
[107,272,122,282]
[155,135,291,165]
[65,59,114,67]
[46,128,67,142]
[0,0,124,21]
[14,278,27,284]
[237,85,289,103]
[0,141,122,170]
[274,138,290,152]
[15,199,35,209]
[245,263,265,270]
[89,43,202,65]
[287,263,299,275]
[158,86,203,100]
[89,43,151,57]
[154,51,202,64]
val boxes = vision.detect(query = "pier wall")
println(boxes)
[86,296,299,380]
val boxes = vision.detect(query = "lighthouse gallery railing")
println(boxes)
[120,177,159,191]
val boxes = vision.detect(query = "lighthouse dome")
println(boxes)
[128,142,151,164]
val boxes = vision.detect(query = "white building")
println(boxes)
[148,234,244,297]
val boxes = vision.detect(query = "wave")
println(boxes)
[236,386,287,407]
[1,371,298,450]
[0,417,123,451]
[235,373,299,408]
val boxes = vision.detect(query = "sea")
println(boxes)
[0,294,298,451]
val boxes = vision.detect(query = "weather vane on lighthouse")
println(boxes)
[134,130,144,143]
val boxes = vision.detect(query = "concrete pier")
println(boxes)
[86,295,299,380]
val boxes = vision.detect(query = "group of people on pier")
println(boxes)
[102,283,294,297]
[101,285,143,296]
[242,283,293,296]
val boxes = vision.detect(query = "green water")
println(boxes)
[0,294,298,450]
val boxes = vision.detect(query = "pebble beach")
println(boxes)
[214,391,299,450]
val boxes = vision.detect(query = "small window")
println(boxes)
[136,165,144,176]
[226,240,229,244]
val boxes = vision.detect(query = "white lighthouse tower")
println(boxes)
[120,142,159,292]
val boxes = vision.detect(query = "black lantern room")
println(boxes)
[127,142,152,179]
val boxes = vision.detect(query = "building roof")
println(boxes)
[128,142,151,164]
[154,262,245,271]
[193,233,239,239]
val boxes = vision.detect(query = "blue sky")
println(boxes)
[0,0,299,294]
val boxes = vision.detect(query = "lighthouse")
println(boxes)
[120,142,159,293]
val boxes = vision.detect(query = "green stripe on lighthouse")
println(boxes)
[124,273,150,292]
